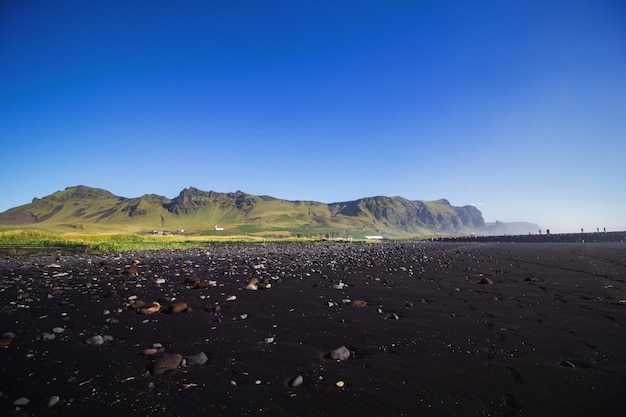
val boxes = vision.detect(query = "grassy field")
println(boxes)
[0,230,402,253]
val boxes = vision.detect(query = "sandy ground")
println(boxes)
[1,241,625,416]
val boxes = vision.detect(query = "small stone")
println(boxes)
[52,327,65,334]
[42,333,56,341]
[207,304,221,313]
[140,301,161,315]
[142,348,158,356]
[103,335,113,342]
[13,397,30,406]
[187,352,208,366]
[152,353,183,375]
[336,380,345,388]
[264,337,275,344]
[332,281,346,290]
[124,266,138,275]
[330,346,351,361]
[185,276,200,284]
[47,395,60,408]
[288,375,303,387]
[86,335,104,345]
[480,277,494,285]
[351,299,367,307]
[170,302,188,314]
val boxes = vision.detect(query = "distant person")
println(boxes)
[581,228,584,233]
[546,229,550,235]
[604,227,606,233]
[597,227,600,233]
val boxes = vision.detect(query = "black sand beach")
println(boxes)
[1,241,625,416]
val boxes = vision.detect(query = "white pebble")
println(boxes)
[47,395,60,408]
[13,397,30,406]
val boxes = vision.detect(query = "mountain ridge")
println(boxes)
[0,185,538,237]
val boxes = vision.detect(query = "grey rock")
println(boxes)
[152,353,183,375]
[330,346,351,361]
[86,335,104,345]
[47,395,60,408]
[42,333,56,341]
[288,374,303,387]
[187,352,208,366]
[13,397,30,406]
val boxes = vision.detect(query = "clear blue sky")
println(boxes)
[1,0,625,233]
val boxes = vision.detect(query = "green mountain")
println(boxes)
[0,185,487,237]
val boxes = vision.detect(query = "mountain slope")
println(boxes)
[0,185,489,236]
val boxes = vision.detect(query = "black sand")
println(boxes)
[1,241,625,416]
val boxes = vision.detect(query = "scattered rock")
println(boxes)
[206,304,221,313]
[194,280,214,289]
[47,395,60,408]
[124,266,138,275]
[187,352,208,366]
[13,397,30,406]
[151,353,183,375]
[330,346,351,361]
[386,312,400,320]
[169,302,188,314]
[139,301,161,315]
[42,333,56,341]
[351,299,368,307]
[332,281,347,290]
[288,374,303,387]
[246,278,259,290]
[185,276,200,285]
[480,277,494,285]
[86,335,104,345]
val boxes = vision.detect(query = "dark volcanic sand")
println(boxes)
[1,242,625,416]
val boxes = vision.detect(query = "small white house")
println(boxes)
[214,224,224,231]
[364,235,384,240]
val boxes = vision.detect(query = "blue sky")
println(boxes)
[1,0,625,233]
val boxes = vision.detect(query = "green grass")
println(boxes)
[0,230,387,252]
